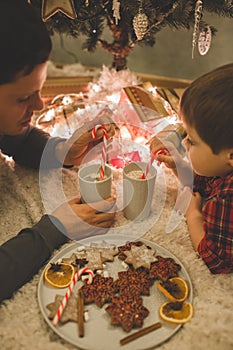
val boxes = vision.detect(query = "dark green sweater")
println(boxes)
[0,126,68,302]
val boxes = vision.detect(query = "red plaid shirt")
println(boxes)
[194,171,233,274]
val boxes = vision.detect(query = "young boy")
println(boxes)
[150,63,233,274]
[0,0,116,302]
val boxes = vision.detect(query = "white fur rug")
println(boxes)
[0,158,232,350]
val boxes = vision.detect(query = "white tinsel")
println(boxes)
[87,65,139,102]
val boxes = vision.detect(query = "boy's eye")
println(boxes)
[186,137,195,146]
[183,136,195,146]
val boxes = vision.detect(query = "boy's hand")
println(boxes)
[184,192,205,250]
[149,135,194,187]
[185,192,203,220]
[150,135,180,169]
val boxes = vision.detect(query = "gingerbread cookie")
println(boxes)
[117,240,144,260]
[123,244,157,269]
[62,253,88,269]
[90,241,119,262]
[149,255,181,281]
[81,274,118,308]
[96,247,119,262]
[46,294,78,324]
[75,249,104,271]
[115,269,153,297]
[105,295,149,332]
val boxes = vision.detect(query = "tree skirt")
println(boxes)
[0,159,232,350]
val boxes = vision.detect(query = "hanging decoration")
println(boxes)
[133,2,148,41]
[85,0,89,6]
[192,0,203,59]
[112,0,121,25]
[41,0,77,22]
[198,26,212,55]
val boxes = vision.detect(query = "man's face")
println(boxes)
[0,62,48,135]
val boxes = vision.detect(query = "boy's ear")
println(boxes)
[228,149,233,167]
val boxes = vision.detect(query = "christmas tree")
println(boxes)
[31,1,233,71]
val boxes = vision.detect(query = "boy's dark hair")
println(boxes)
[0,0,52,85]
[180,63,233,154]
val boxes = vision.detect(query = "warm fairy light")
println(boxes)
[147,86,157,94]
[106,92,121,104]
[62,95,73,105]
[134,135,147,145]
[120,125,132,140]
[45,108,55,121]
[91,83,101,93]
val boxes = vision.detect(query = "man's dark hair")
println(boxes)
[0,0,52,85]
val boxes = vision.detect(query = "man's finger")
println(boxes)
[91,197,117,213]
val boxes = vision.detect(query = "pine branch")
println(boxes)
[30,0,233,70]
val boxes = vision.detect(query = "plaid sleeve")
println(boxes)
[197,195,233,274]
[193,174,207,196]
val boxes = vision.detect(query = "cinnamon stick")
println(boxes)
[78,288,84,337]
[120,322,162,346]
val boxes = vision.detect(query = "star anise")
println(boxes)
[49,263,63,272]
[75,258,88,268]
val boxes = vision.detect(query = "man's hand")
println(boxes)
[55,116,115,166]
[52,196,116,240]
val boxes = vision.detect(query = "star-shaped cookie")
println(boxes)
[117,240,144,260]
[115,269,153,297]
[81,274,118,308]
[149,255,181,281]
[123,244,157,269]
[46,294,78,324]
[105,295,149,332]
[76,249,104,271]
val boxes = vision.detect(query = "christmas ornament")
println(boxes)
[198,26,212,55]
[42,0,77,22]
[192,0,203,59]
[112,0,121,25]
[133,3,148,41]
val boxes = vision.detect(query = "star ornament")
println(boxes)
[42,0,77,22]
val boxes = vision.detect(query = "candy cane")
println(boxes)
[141,154,155,179]
[52,267,94,326]
[92,124,108,180]
[78,267,94,284]
[155,149,170,166]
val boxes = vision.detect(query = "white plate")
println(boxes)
[38,235,193,350]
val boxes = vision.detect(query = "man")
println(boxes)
[0,0,116,302]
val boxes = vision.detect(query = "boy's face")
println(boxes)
[182,120,232,177]
[0,62,48,135]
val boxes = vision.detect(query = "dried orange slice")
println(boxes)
[159,301,193,324]
[44,262,75,288]
[157,277,189,302]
